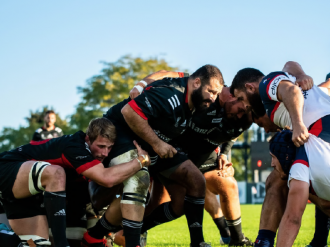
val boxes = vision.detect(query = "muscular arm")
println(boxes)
[121,104,177,158]
[282,61,313,90]
[277,80,308,146]
[131,71,183,99]
[82,159,143,188]
[276,179,309,247]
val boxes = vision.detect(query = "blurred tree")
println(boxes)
[0,107,70,152]
[70,55,179,131]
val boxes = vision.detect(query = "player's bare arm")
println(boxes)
[121,104,177,158]
[130,70,182,99]
[277,80,308,147]
[276,179,309,247]
[81,140,150,187]
[282,61,313,90]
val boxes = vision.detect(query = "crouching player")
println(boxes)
[267,127,330,247]
[0,118,150,247]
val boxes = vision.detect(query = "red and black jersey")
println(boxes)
[105,75,191,143]
[0,131,100,176]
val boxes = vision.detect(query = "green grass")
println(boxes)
[131,204,326,247]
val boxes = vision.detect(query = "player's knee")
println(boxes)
[43,165,66,189]
[19,235,51,246]
[121,168,150,207]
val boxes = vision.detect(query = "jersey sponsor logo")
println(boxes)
[212,118,222,123]
[192,126,208,134]
[153,129,171,142]
[200,163,216,169]
[76,155,88,159]
[302,90,308,99]
[269,75,288,96]
[145,97,153,114]
[167,95,181,110]
[207,110,216,116]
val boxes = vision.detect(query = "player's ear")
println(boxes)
[245,83,255,93]
[193,77,201,89]
[85,135,91,144]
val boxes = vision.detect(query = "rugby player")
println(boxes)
[267,129,330,247]
[0,117,150,247]
[83,65,224,247]
[230,62,330,247]
[129,70,252,246]
[32,110,63,141]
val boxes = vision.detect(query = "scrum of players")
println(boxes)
[0,62,330,247]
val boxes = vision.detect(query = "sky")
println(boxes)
[0,0,329,130]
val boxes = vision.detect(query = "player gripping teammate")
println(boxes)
[0,118,150,247]
[84,65,224,247]
[230,62,330,246]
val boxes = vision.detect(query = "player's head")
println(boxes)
[230,68,266,117]
[44,110,56,127]
[326,72,330,81]
[253,113,280,133]
[85,117,116,162]
[269,130,296,179]
[222,91,249,119]
[190,65,224,111]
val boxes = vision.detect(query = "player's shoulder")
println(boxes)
[54,126,63,133]
[35,127,43,133]
[151,77,188,92]
[293,144,309,165]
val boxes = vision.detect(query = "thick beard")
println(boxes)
[247,92,266,117]
[191,87,212,113]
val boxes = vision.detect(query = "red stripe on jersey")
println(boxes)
[214,147,220,154]
[76,159,100,174]
[292,159,309,167]
[35,154,75,169]
[185,84,189,103]
[270,102,281,122]
[128,100,148,120]
[309,119,323,137]
[30,139,51,145]
[178,72,184,78]
[145,86,152,91]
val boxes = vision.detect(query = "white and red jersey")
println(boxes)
[259,71,330,129]
[288,133,330,201]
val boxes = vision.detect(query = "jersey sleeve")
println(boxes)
[32,129,42,141]
[259,72,296,102]
[63,145,100,175]
[288,145,310,188]
[128,86,179,120]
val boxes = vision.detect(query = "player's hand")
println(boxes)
[129,87,141,99]
[217,163,235,177]
[217,154,229,170]
[292,122,309,147]
[295,74,313,91]
[133,140,151,167]
[153,140,177,159]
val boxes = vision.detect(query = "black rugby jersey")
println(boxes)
[0,131,100,175]
[32,126,63,141]
[182,97,251,153]
[105,76,191,143]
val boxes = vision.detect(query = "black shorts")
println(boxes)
[189,150,218,174]
[0,160,24,201]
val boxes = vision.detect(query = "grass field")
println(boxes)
[128,204,327,247]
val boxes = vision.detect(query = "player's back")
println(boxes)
[289,135,330,201]
[0,131,86,169]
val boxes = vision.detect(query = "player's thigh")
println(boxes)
[9,215,49,239]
